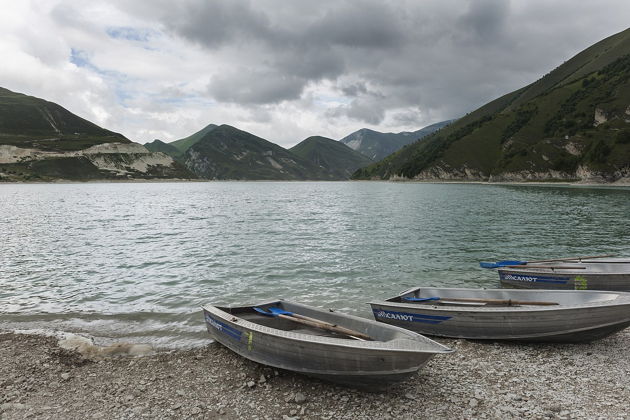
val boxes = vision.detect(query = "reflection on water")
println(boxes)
[1,182,629,347]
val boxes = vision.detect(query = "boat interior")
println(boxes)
[215,301,385,341]
[503,262,630,273]
[388,288,623,307]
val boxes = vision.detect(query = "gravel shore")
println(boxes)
[1,330,628,420]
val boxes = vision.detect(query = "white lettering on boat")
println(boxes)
[207,316,224,331]
[376,310,414,321]
[503,274,538,282]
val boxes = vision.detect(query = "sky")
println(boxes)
[1,1,629,148]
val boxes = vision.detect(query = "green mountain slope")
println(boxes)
[183,125,334,180]
[0,87,128,151]
[289,136,373,179]
[353,28,630,183]
[0,87,194,181]
[145,124,218,161]
[170,123,218,154]
[144,139,181,156]
[340,120,454,161]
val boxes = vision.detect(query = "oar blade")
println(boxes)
[480,260,526,268]
[267,306,293,316]
[253,307,275,316]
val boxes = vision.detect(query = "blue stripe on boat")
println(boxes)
[373,309,451,324]
[205,314,243,340]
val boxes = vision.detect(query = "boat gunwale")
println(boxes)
[202,301,453,354]
[373,287,630,313]
[367,310,630,340]
[497,265,630,275]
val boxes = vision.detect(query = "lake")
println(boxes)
[1,181,629,348]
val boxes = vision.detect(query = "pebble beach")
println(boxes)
[1,329,628,420]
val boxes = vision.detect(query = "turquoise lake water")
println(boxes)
[1,182,629,348]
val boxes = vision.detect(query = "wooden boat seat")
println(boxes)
[236,312,309,331]
[232,312,361,339]
[438,300,488,306]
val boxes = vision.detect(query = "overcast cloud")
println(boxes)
[1,0,629,146]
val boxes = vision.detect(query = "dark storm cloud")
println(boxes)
[113,0,630,125]
[303,2,406,49]
[458,0,510,42]
[340,82,369,97]
[163,0,272,48]
[208,70,305,104]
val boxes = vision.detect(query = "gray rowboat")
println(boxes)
[369,287,630,343]
[202,300,453,390]
[498,260,630,291]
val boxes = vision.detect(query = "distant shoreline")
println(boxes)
[2,178,629,187]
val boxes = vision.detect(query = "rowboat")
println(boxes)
[498,260,630,291]
[369,287,630,343]
[479,255,630,291]
[202,300,453,389]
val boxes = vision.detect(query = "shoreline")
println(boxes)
[2,329,628,419]
[1,178,629,187]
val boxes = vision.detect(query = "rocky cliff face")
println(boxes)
[0,142,193,181]
[395,163,630,184]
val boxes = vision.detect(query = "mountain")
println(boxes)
[182,124,334,180]
[144,124,218,160]
[340,120,454,161]
[0,87,128,151]
[171,123,218,154]
[144,139,180,156]
[289,136,373,179]
[353,28,630,183]
[0,87,194,181]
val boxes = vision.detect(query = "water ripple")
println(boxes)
[1,182,629,348]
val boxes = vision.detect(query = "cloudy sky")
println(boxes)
[1,1,629,147]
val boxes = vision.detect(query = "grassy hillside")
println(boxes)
[0,87,194,181]
[170,124,217,154]
[183,125,334,180]
[144,139,181,156]
[0,87,129,151]
[354,28,630,182]
[144,124,218,161]
[289,136,373,179]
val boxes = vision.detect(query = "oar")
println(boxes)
[403,296,558,306]
[525,254,615,263]
[480,260,523,269]
[253,307,372,341]
[480,254,614,269]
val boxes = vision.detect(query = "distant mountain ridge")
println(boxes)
[147,121,457,180]
[340,120,454,161]
[289,136,373,179]
[0,87,193,181]
[353,28,630,183]
[180,125,335,180]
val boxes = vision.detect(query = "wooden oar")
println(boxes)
[525,254,615,264]
[438,297,558,306]
[481,254,615,269]
[254,307,373,341]
[503,265,586,269]
[404,296,558,306]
